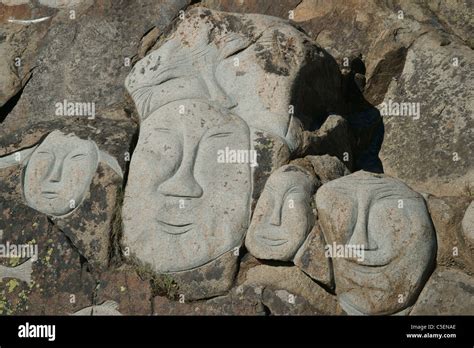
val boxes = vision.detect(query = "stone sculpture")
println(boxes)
[0,130,122,217]
[73,300,122,316]
[245,165,316,261]
[122,7,344,278]
[315,171,436,315]
[0,258,34,284]
[123,100,251,273]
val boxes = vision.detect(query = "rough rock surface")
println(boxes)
[426,195,474,276]
[242,264,342,314]
[0,0,472,316]
[316,171,436,315]
[411,267,474,315]
[0,0,190,136]
[305,154,350,184]
[294,224,334,289]
[379,32,473,196]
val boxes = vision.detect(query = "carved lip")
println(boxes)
[156,220,194,235]
[343,258,391,274]
[258,235,288,246]
[41,191,59,199]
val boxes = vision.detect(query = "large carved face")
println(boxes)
[23,131,99,217]
[245,165,315,261]
[316,171,436,315]
[123,100,252,273]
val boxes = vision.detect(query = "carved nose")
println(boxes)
[268,201,282,226]
[157,162,203,198]
[48,160,64,183]
[348,205,378,251]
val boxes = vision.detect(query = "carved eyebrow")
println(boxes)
[206,131,234,139]
[286,185,305,195]
[155,127,172,132]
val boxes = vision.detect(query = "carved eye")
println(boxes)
[36,151,53,158]
[70,153,87,161]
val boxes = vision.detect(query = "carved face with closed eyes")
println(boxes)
[23,131,99,217]
[245,165,316,261]
[122,100,252,273]
[316,171,436,315]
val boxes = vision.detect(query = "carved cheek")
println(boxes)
[333,195,357,244]
[254,192,275,227]
[150,138,182,183]
[368,201,408,256]
[31,156,53,183]
[283,194,311,239]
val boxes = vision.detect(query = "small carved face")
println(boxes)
[123,100,252,273]
[316,171,436,315]
[245,165,315,261]
[23,131,99,217]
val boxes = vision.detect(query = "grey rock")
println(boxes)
[243,264,342,314]
[251,129,290,210]
[305,154,350,184]
[73,300,122,316]
[462,201,474,247]
[411,267,474,315]
[122,99,252,273]
[0,118,134,271]
[245,164,316,261]
[123,7,344,276]
[303,115,354,170]
[427,195,474,275]
[294,224,334,289]
[379,32,474,197]
[152,284,266,315]
[163,249,240,301]
[1,0,190,136]
[316,171,436,315]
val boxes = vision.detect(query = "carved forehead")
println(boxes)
[319,172,422,200]
[266,165,315,192]
[37,131,95,151]
[143,100,247,131]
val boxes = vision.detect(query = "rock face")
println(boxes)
[0,119,133,272]
[411,267,474,315]
[294,224,334,289]
[426,196,474,276]
[316,171,436,315]
[0,1,472,317]
[379,32,474,196]
[122,7,346,299]
[245,164,316,261]
[462,201,474,246]
[0,0,191,136]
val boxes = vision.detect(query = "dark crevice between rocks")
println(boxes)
[108,185,125,268]
[107,125,139,269]
[0,82,27,124]
[261,302,272,316]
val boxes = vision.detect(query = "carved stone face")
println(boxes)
[123,100,252,273]
[23,131,99,217]
[316,171,436,315]
[245,165,315,261]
